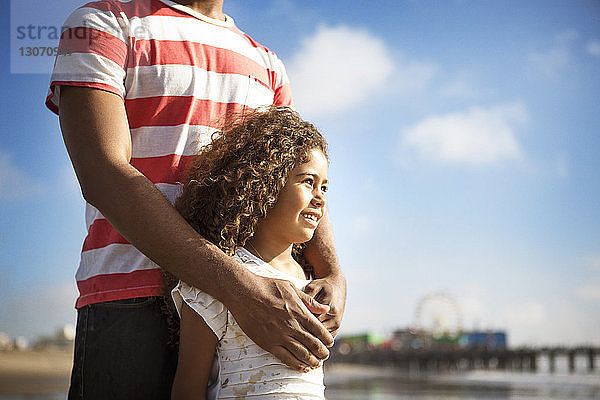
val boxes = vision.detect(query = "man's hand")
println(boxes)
[303,273,346,338]
[227,276,334,372]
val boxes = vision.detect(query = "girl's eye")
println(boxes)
[321,186,328,193]
[303,178,314,186]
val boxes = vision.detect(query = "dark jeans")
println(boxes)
[68,296,179,400]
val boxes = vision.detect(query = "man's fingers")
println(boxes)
[292,323,332,357]
[296,288,329,315]
[302,281,321,298]
[316,313,341,339]
[229,277,337,371]
[321,316,341,334]
[295,289,334,349]
[282,336,321,369]
[269,346,312,373]
[303,280,333,305]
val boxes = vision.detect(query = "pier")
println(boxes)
[329,346,600,374]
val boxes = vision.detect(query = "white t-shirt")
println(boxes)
[171,247,325,399]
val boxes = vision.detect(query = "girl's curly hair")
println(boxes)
[162,107,328,347]
[175,106,328,264]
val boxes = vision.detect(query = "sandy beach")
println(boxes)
[0,351,368,396]
[2,353,598,399]
[0,349,72,396]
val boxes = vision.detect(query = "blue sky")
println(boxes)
[1,0,599,347]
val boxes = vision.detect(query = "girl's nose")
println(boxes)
[312,189,326,207]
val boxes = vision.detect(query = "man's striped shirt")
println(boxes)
[46,0,293,308]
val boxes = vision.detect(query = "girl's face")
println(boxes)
[257,148,328,245]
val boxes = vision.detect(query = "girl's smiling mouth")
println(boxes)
[301,211,321,227]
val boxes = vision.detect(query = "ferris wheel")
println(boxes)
[414,291,462,337]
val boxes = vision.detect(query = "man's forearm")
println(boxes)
[58,86,251,307]
[304,212,344,280]
[303,210,346,336]
[85,162,252,305]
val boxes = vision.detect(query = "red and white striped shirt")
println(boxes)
[46,0,293,308]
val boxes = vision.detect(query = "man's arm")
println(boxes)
[59,86,333,370]
[303,210,347,338]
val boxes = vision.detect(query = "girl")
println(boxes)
[171,107,330,399]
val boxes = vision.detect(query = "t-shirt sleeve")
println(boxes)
[272,57,293,107]
[171,281,228,340]
[45,2,129,114]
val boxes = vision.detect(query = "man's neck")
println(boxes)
[171,0,225,21]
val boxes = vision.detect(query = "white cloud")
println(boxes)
[458,294,486,330]
[576,285,600,301]
[0,151,44,201]
[286,25,396,116]
[390,55,437,95]
[502,301,545,327]
[499,300,600,346]
[398,102,527,165]
[586,40,600,57]
[528,30,578,78]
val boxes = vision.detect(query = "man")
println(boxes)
[46,0,346,398]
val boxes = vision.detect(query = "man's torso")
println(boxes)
[46,0,292,307]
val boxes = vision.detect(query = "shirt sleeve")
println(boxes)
[45,2,129,114]
[171,281,228,340]
[271,57,293,107]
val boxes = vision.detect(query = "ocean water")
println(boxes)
[324,367,600,400]
[1,368,598,399]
